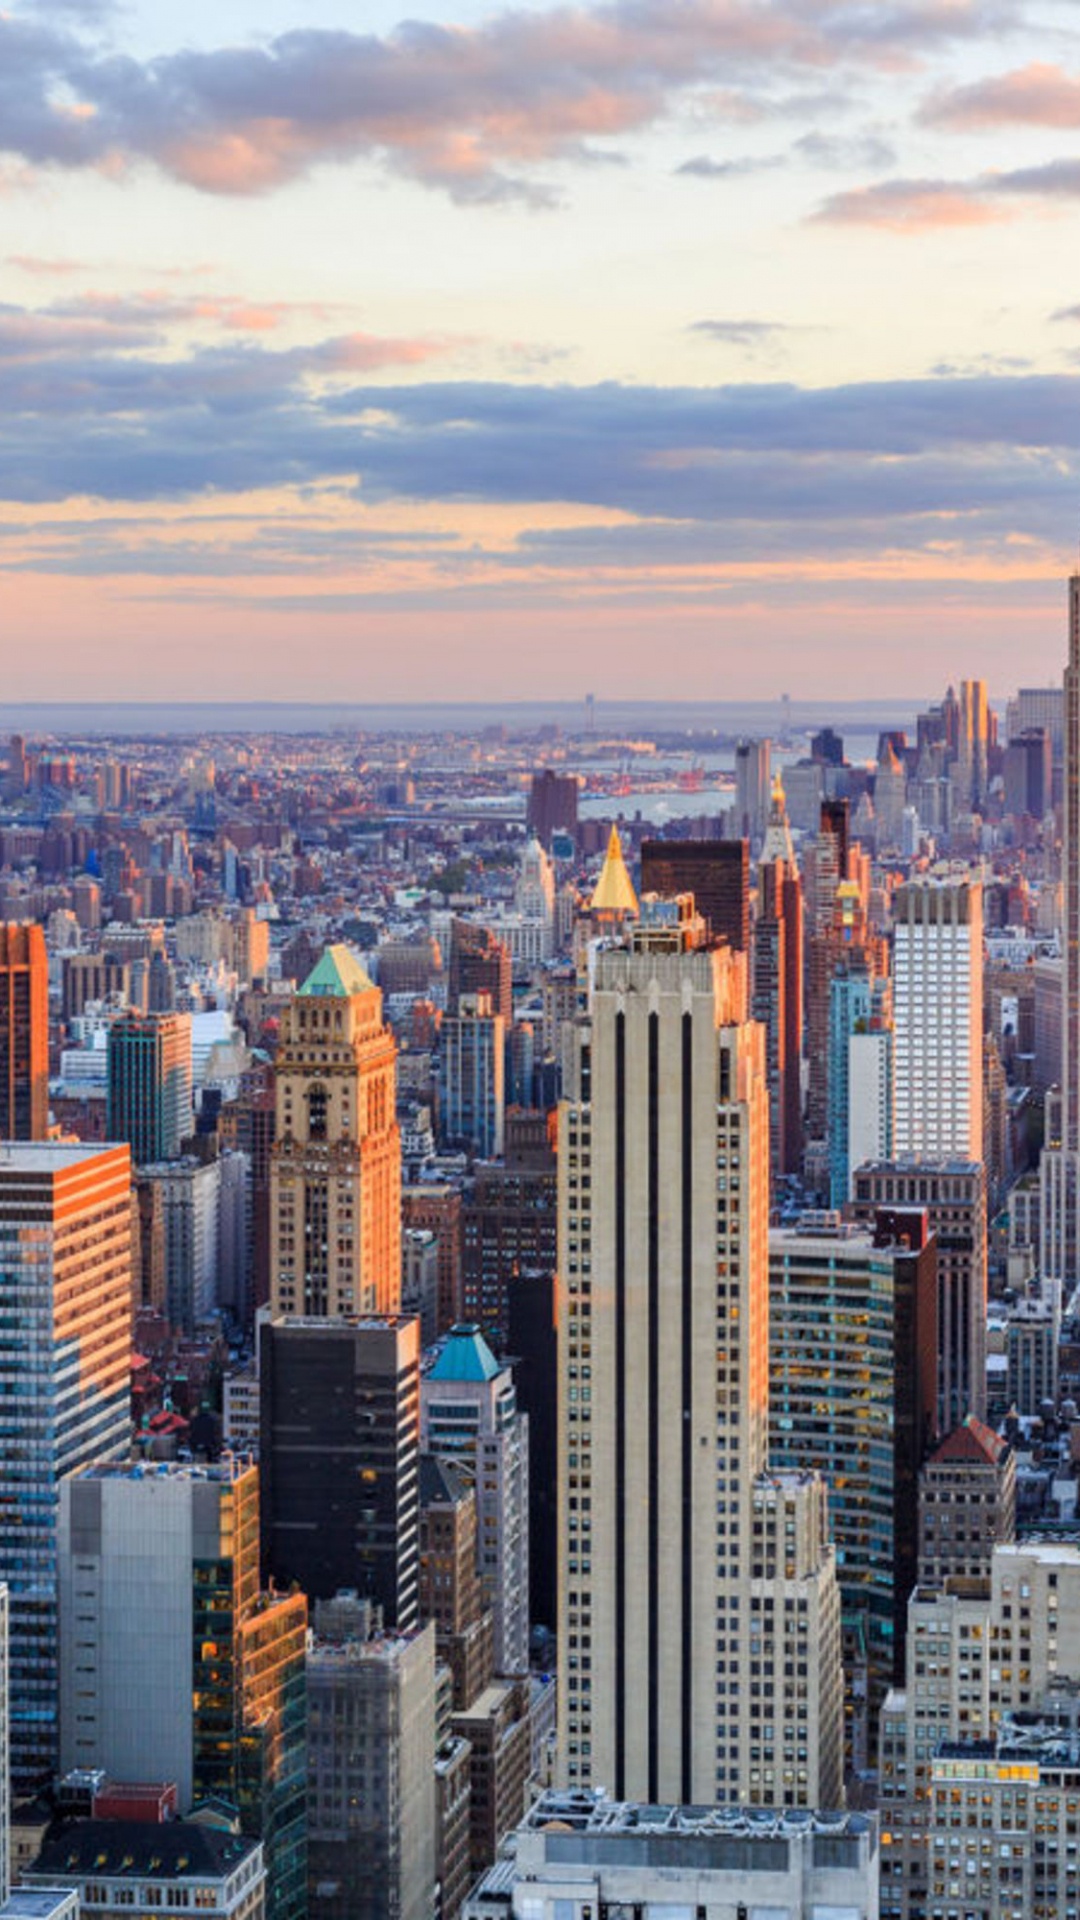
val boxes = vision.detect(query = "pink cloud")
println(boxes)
[923,61,1080,130]
[813,177,1008,230]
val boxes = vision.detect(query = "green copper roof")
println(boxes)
[428,1323,501,1383]
[298,943,374,998]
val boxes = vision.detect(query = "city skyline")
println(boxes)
[4,0,1080,697]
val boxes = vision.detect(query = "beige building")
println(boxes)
[892,878,984,1166]
[270,944,400,1317]
[557,895,842,1807]
[880,1542,1080,1919]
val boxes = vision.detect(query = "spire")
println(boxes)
[590,825,639,917]
[761,777,795,868]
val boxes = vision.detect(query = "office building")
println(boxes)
[461,1109,556,1344]
[639,838,749,952]
[447,922,512,1027]
[1004,726,1052,819]
[557,894,843,1807]
[880,1541,1080,1919]
[733,737,771,846]
[917,1416,1015,1590]
[139,1152,222,1331]
[59,1459,307,1920]
[307,1596,436,1920]
[451,1680,532,1882]
[892,879,983,1163]
[260,1315,420,1630]
[526,770,578,851]
[827,963,892,1207]
[0,923,48,1139]
[852,1159,987,1429]
[402,1184,462,1336]
[770,1213,937,1748]
[106,1011,193,1165]
[464,1792,880,1920]
[0,1142,132,1790]
[270,945,401,1318]
[439,995,505,1160]
[422,1324,529,1676]
[419,1456,494,1712]
[752,779,803,1180]
[924,1708,1080,1920]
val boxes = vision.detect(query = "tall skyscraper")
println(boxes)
[439,994,506,1160]
[422,1324,530,1676]
[752,779,803,1181]
[0,923,48,1140]
[59,1459,307,1920]
[0,1141,132,1789]
[852,1159,987,1430]
[733,738,771,847]
[827,961,892,1207]
[892,878,983,1163]
[106,1010,193,1165]
[1063,566,1080,1159]
[639,839,749,953]
[526,770,579,851]
[260,1315,420,1629]
[557,895,843,1807]
[270,946,400,1318]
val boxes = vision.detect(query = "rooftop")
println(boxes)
[427,1322,502,1384]
[30,1821,261,1884]
[930,1415,1010,1468]
[298,943,374,998]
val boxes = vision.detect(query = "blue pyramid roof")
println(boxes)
[428,1323,501,1383]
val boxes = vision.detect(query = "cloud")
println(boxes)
[0,0,1028,205]
[814,157,1080,230]
[923,61,1080,131]
[675,154,783,179]
[687,318,799,347]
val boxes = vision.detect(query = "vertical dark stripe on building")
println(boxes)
[681,1009,693,1802]
[647,1010,660,1804]
[614,1010,626,1798]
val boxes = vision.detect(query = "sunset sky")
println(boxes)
[4,0,1080,702]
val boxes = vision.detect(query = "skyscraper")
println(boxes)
[526,770,579,851]
[892,878,983,1163]
[639,839,749,953]
[422,1324,530,1677]
[751,779,803,1181]
[439,994,506,1160]
[59,1459,307,1920]
[106,1010,193,1165]
[0,922,48,1140]
[269,946,400,1318]
[260,1315,420,1629]
[556,895,842,1806]
[0,1141,132,1790]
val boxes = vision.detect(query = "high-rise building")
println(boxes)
[461,1109,556,1343]
[447,922,512,1027]
[260,1315,420,1629]
[917,1416,1015,1590]
[422,1324,529,1677]
[269,946,400,1318]
[0,923,48,1139]
[307,1595,436,1920]
[1004,726,1052,819]
[956,676,989,810]
[106,1010,193,1165]
[852,1159,987,1430]
[752,781,804,1182]
[892,879,983,1163]
[439,995,506,1160]
[401,1183,463,1336]
[59,1458,307,1920]
[526,770,578,851]
[0,1142,132,1790]
[557,894,843,1807]
[733,738,771,847]
[639,839,749,953]
[769,1212,938,1747]
[827,963,892,1207]
[419,1456,494,1711]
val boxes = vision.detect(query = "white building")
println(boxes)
[557,895,843,1808]
[464,1792,880,1920]
[892,878,983,1162]
[421,1324,529,1676]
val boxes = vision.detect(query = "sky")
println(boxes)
[5,0,1080,703]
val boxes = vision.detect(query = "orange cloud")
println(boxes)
[924,61,1080,131]
[814,179,1011,230]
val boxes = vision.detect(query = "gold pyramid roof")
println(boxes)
[590,826,639,917]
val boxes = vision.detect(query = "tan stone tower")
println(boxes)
[270,945,401,1316]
